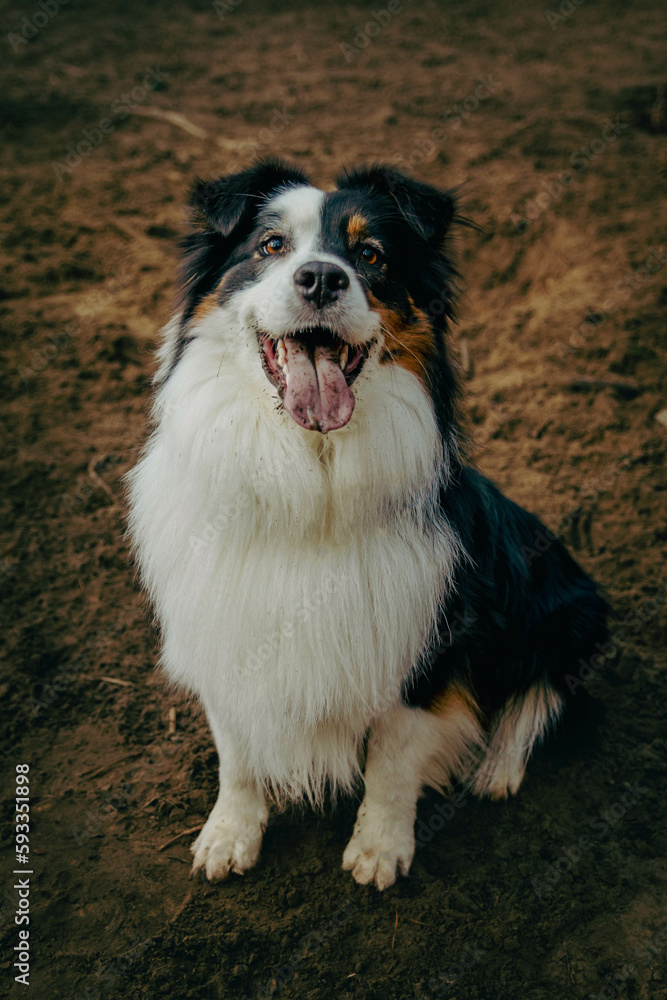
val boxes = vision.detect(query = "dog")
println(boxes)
[126,159,608,890]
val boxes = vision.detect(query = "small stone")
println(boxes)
[655,408,667,428]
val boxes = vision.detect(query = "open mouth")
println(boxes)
[258,328,366,433]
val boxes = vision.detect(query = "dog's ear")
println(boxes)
[179,160,310,323]
[336,164,457,244]
[190,159,311,237]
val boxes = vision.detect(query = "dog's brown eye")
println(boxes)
[262,237,284,255]
[360,247,378,265]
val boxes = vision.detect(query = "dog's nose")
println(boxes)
[293,261,350,307]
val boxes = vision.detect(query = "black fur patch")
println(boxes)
[324,169,463,435]
[401,467,610,716]
[166,159,311,378]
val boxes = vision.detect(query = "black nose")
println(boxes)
[293,261,350,307]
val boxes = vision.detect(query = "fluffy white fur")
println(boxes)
[127,183,466,887]
[129,321,460,803]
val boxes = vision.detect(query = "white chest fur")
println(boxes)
[127,337,460,802]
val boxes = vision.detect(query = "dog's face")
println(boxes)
[174,160,459,434]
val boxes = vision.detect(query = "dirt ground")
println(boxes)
[1,0,666,997]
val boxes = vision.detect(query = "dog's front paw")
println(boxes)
[191,796,267,881]
[342,803,415,890]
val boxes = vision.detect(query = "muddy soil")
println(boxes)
[1,0,666,997]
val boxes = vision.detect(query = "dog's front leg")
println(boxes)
[342,705,431,890]
[191,711,268,881]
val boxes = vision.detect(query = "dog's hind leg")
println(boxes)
[342,686,484,890]
[470,683,564,800]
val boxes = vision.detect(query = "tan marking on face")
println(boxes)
[347,213,368,242]
[369,292,437,385]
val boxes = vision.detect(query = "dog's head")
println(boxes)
[174,159,461,434]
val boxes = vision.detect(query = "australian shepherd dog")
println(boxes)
[127,160,608,889]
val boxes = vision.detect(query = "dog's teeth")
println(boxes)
[277,339,286,369]
[339,344,349,369]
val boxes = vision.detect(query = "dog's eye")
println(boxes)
[262,237,285,256]
[359,246,379,265]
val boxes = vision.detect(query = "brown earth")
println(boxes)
[1,0,666,998]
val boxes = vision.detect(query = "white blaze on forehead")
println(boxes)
[228,181,378,347]
[265,184,325,254]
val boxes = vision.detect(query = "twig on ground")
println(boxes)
[459,336,473,378]
[168,888,195,923]
[131,106,207,138]
[158,825,202,852]
[79,750,143,780]
[87,456,115,498]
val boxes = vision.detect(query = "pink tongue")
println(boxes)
[283,339,355,433]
